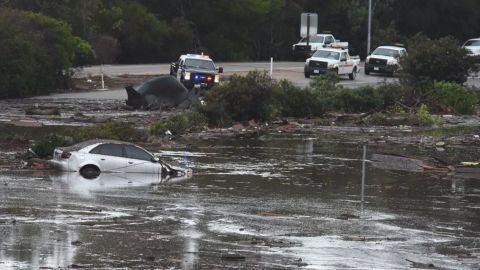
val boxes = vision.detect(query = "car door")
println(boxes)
[124,145,160,174]
[339,52,350,74]
[89,143,127,173]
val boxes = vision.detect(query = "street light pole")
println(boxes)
[367,0,372,56]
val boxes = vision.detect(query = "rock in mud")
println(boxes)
[125,76,196,110]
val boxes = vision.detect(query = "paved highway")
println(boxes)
[36,62,479,100]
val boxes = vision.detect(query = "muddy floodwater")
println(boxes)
[1,133,480,269]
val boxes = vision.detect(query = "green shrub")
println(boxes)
[308,76,404,114]
[400,33,476,86]
[0,9,94,99]
[32,134,73,159]
[201,71,279,126]
[430,81,478,114]
[73,121,141,141]
[413,104,443,126]
[151,112,207,136]
[273,79,321,117]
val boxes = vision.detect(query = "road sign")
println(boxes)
[300,13,318,38]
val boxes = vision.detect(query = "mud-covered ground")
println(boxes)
[1,134,480,269]
[1,89,480,269]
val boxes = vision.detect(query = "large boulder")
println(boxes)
[126,76,193,110]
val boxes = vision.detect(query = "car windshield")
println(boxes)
[300,36,325,43]
[464,40,480,46]
[312,50,340,60]
[372,48,401,57]
[184,58,215,70]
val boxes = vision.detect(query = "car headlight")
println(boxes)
[214,75,220,83]
[387,59,396,65]
[305,58,311,64]
[365,57,370,63]
[328,63,335,68]
[184,72,190,80]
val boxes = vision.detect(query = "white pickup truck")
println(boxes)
[304,48,360,80]
[292,34,348,58]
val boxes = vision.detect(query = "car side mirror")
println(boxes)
[341,58,347,62]
[151,156,160,163]
[217,67,223,73]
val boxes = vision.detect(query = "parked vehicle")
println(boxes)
[292,33,348,59]
[50,139,191,179]
[304,48,360,80]
[365,45,407,76]
[170,54,223,90]
[463,38,480,62]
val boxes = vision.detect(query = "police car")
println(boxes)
[170,54,223,90]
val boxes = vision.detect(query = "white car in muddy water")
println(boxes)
[50,139,191,179]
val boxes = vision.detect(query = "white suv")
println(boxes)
[463,38,480,62]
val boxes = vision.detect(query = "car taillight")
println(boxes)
[207,76,212,82]
[61,151,71,159]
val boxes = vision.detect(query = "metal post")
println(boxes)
[306,14,310,49]
[100,64,106,90]
[367,0,372,56]
[361,144,367,213]
[270,57,273,77]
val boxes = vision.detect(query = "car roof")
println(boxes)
[62,139,136,151]
[376,46,405,51]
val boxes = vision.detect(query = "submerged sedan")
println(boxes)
[50,139,191,179]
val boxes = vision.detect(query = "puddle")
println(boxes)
[1,135,480,269]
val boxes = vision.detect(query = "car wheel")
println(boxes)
[304,72,310,78]
[365,68,370,75]
[349,68,357,80]
[80,165,100,179]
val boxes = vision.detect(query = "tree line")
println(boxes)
[2,0,479,63]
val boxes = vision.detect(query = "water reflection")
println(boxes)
[50,171,192,197]
[295,138,314,163]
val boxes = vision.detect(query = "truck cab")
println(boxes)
[463,38,480,62]
[170,54,223,90]
[365,45,407,76]
[292,34,348,59]
[304,48,360,80]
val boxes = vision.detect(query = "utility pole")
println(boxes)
[367,0,372,56]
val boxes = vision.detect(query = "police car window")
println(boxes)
[125,145,153,161]
[90,144,124,157]
[341,52,347,60]
[184,59,215,70]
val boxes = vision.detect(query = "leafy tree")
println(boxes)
[400,33,476,86]
[0,8,94,98]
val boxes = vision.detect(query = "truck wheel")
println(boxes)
[334,68,339,76]
[349,68,357,80]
